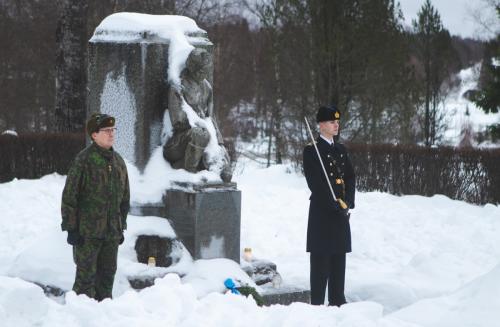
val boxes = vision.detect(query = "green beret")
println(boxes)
[86,113,115,137]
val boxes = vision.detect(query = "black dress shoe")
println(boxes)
[328,300,347,307]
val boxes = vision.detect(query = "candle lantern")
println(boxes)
[243,248,253,262]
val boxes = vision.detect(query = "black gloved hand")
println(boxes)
[119,233,124,245]
[67,231,84,246]
[333,200,350,218]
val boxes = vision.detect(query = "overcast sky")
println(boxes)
[398,0,498,39]
[242,0,498,39]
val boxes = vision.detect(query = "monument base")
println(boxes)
[131,182,241,263]
[260,285,311,306]
[165,184,241,263]
[130,202,166,218]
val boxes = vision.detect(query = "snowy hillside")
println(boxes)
[442,63,500,146]
[1,159,499,326]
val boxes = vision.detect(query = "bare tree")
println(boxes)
[469,0,500,37]
[55,0,88,132]
[243,0,288,166]
[175,0,238,27]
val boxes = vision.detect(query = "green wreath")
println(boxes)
[237,286,264,306]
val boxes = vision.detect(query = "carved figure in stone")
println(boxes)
[163,47,232,182]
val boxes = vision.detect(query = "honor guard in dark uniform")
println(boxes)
[303,105,355,306]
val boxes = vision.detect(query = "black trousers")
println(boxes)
[310,253,346,306]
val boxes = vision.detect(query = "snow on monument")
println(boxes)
[87,13,240,263]
[88,13,231,182]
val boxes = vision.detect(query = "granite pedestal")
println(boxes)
[260,285,311,306]
[165,183,241,263]
[130,183,241,263]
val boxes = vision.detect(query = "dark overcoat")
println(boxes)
[303,137,355,254]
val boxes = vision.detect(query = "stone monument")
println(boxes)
[163,47,232,182]
[88,13,241,263]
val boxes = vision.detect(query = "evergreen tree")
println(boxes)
[412,0,457,146]
[474,50,500,115]
[308,0,416,143]
[352,0,415,143]
[473,5,500,140]
[473,6,500,115]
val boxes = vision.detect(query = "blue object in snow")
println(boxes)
[224,278,241,295]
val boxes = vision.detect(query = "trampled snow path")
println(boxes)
[1,160,499,326]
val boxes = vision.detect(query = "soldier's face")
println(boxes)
[319,120,339,138]
[92,127,115,149]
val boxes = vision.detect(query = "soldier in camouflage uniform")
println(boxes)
[61,113,130,301]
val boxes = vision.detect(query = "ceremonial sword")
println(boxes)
[304,117,348,210]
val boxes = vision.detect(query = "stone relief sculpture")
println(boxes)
[162,47,232,183]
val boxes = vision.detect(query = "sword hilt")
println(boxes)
[337,198,348,210]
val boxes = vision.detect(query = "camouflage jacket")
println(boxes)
[61,142,130,239]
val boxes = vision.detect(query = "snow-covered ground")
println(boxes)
[1,158,499,326]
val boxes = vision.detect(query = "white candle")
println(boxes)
[243,248,253,262]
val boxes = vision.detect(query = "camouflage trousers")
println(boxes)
[72,237,119,301]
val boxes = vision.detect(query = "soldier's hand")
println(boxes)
[67,231,84,246]
[332,201,343,212]
[119,234,125,245]
[332,201,349,219]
